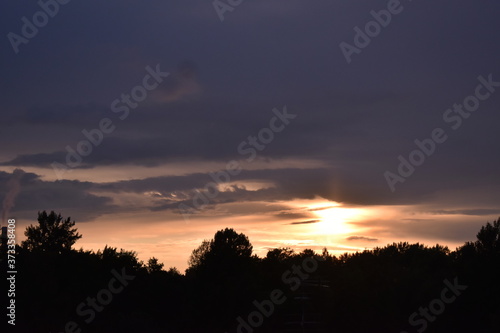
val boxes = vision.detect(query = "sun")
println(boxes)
[312,204,365,235]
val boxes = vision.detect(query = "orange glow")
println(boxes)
[313,205,366,235]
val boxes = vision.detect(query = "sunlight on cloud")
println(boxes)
[15,158,327,183]
[218,180,276,192]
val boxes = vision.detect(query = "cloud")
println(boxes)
[0,170,117,223]
[150,60,201,103]
[346,236,378,242]
[1,168,25,224]
[288,219,320,225]
[351,215,490,244]
[308,206,337,212]
[1,0,500,257]
[429,209,500,216]
[274,211,312,220]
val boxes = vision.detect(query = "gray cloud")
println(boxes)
[429,209,500,216]
[346,236,378,242]
[288,219,320,225]
[0,170,117,223]
[1,0,499,245]
[274,211,312,220]
[351,216,491,245]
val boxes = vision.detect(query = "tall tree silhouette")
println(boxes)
[187,239,211,270]
[475,217,500,255]
[210,227,253,260]
[185,228,257,332]
[187,228,253,272]
[21,210,82,253]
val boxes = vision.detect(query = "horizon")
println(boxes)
[1,202,497,273]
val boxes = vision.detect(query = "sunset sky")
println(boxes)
[1,0,499,272]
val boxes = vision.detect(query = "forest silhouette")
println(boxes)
[1,211,499,333]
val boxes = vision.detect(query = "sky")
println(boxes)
[1,0,499,272]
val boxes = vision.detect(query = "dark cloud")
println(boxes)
[0,170,117,223]
[351,216,491,245]
[288,220,320,225]
[1,0,499,239]
[309,206,337,212]
[429,209,500,217]
[346,236,378,242]
[274,212,312,220]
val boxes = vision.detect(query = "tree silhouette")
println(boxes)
[11,213,500,333]
[210,227,253,259]
[21,210,82,253]
[265,247,295,262]
[147,257,165,273]
[188,239,211,269]
[475,217,500,255]
[184,228,257,332]
[187,228,253,272]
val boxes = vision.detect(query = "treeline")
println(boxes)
[1,211,499,333]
